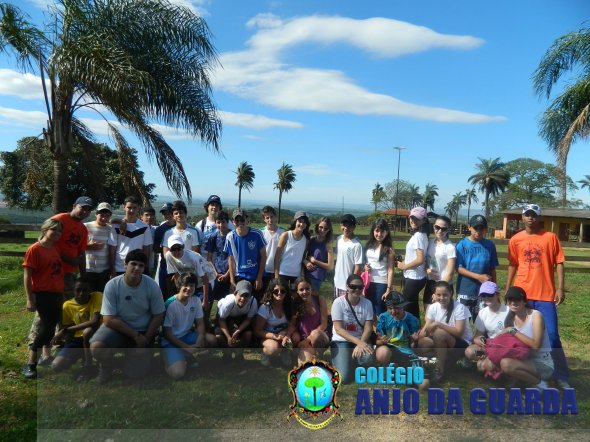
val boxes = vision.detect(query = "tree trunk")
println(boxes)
[467,201,471,221]
[238,186,242,209]
[52,155,69,214]
[278,191,283,224]
[484,190,490,219]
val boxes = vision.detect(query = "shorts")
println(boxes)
[161,331,198,366]
[308,277,322,291]
[533,352,555,380]
[90,325,139,348]
[57,338,84,363]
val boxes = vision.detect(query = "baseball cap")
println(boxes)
[160,203,173,213]
[235,279,252,296]
[409,206,427,220]
[75,196,94,208]
[479,281,499,297]
[205,195,222,206]
[293,210,308,221]
[167,234,184,249]
[232,208,247,220]
[96,202,112,213]
[469,215,487,228]
[384,291,410,309]
[505,286,527,302]
[341,214,357,225]
[522,204,541,216]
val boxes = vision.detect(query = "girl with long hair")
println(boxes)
[364,218,395,315]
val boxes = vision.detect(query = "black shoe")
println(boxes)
[22,364,37,379]
[75,364,99,382]
[95,365,112,385]
[37,355,54,367]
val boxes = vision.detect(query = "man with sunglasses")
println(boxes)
[455,214,499,321]
[224,209,267,302]
[506,203,570,389]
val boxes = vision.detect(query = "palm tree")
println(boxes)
[578,175,590,193]
[408,184,423,209]
[0,1,221,212]
[274,163,296,223]
[450,192,467,226]
[371,183,386,211]
[444,199,458,223]
[464,187,479,221]
[533,28,590,206]
[468,157,510,218]
[234,161,255,208]
[421,183,439,210]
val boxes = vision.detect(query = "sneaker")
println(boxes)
[557,379,572,389]
[22,364,37,379]
[75,364,98,382]
[535,380,549,393]
[432,365,444,383]
[37,355,54,367]
[280,351,292,367]
[95,365,112,385]
[260,353,271,367]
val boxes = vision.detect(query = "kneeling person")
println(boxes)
[90,249,165,383]
[162,272,217,379]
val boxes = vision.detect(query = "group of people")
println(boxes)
[21,195,571,393]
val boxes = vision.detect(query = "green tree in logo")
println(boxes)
[304,377,325,407]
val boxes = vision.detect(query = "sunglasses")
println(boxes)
[273,289,286,295]
[170,246,184,252]
[348,284,364,291]
[434,225,448,232]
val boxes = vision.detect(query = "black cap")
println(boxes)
[160,203,173,213]
[385,291,410,309]
[75,196,94,208]
[205,195,222,206]
[341,214,357,225]
[469,215,487,228]
[505,286,527,302]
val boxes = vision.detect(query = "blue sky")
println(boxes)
[0,0,588,213]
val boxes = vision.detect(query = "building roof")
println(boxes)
[503,208,590,220]
[382,208,411,217]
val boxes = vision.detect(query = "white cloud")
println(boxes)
[0,106,46,128]
[168,0,210,16]
[214,14,505,123]
[295,164,333,176]
[242,134,264,141]
[220,110,303,130]
[0,69,44,99]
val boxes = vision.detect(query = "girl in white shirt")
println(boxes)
[364,218,395,315]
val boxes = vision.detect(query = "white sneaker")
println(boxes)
[557,379,572,389]
[260,354,271,367]
[535,380,549,392]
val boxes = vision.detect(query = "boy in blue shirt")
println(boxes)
[455,215,499,320]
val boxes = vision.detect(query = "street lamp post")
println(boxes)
[393,146,406,237]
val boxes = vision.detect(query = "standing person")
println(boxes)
[506,203,570,388]
[424,215,456,313]
[274,211,310,289]
[291,276,329,364]
[112,196,153,275]
[195,195,234,246]
[260,206,284,290]
[455,214,499,321]
[303,217,334,296]
[154,203,175,290]
[84,202,117,292]
[162,200,202,255]
[52,196,94,298]
[396,206,429,320]
[224,209,267,302]
[90,250,165,383]
[330,274,375,384]
[364,218,395,316]
[22,219,64,379]
[141,207,157,274]
[205,211,231,320]
[333,214,363,298]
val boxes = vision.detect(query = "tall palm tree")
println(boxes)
[468,157,510,218]
[421,183,439,210]
[371,183,386,211]
[274,163,296,223]
[533,28,590,207]
[408,184,423,209]
[444,199,458,223]
[0,1,221,212]
[464,187,479,221]
[579,175,590,193]
[450,192,467,226]
[234,161,255,208]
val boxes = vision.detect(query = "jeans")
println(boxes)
[527,300,570,381]
[330,340,375,384]
[365,282,388,316]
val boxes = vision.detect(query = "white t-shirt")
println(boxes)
[261,226,285,273]
[474,304,509,338]
[163,295,204,340]
[426,239,456,282]
[164,249,208,286]
[426,301,473,343]
[257,303,289,333]
[163,225,202,251]
[366,246,388,284]
[113,220,154,272]
[403,232,428,280]
[217,294,258,318]
[278,231,307,277]
[331,295,373,342]
[334,236,363,290]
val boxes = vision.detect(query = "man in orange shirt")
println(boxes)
[506,203,570,388]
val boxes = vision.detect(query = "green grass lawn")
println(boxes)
[1,246,589,440]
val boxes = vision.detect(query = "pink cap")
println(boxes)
[409,206,427,220]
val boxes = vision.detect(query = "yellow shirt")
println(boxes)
[62,292,103,338]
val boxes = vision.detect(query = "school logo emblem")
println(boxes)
[288,359,341,429]
[248,240,256,250]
